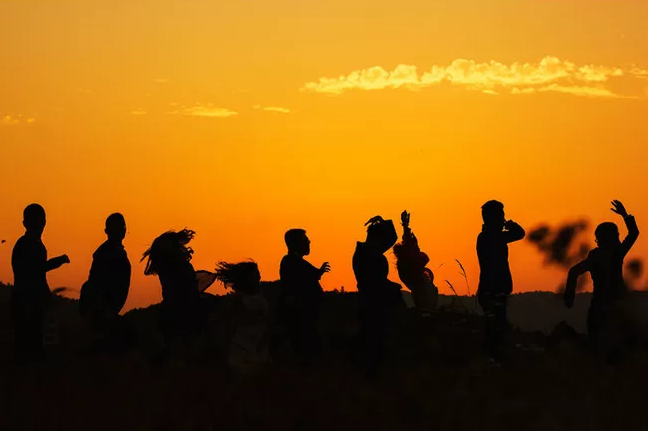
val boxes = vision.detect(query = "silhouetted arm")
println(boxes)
[564,259,590,308]
[620,215,639,257]
[304,260,324,280]
[503,221,525,243]
[112,256,131,313]
[45,255,69,272]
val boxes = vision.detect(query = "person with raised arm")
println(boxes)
[393,210,438,315]
[352,215,402,377]
[564,200,639,354]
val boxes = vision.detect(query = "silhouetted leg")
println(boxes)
[479,293,506,362]
[587,305,605,354]
[359,293,388,377]
[300,300,321,361]
[494,295,508,361]
[281,301,303,359]
[11,298,45,362]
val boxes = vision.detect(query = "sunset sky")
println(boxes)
[1,0,647,311]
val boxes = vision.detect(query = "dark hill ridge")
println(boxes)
[2,281,648,430]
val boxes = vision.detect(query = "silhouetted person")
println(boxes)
[352,215,402,376]
[477,200,525,364]
[564,200,639,354]
[393,211,438,315]
[279,229,330,363]
[11,204,69,360]
[142,229,205,347]
[215,261,269,374]
[80,213,131,353]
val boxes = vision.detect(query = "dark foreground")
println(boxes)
[1,285,648,431]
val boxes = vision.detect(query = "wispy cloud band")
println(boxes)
[168,103,238,118]
[1,115,35,126]
[253,104,291,114]
[302,56,648,99]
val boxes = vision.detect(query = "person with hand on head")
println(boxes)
[279,229,330,364]
[352,215,402,377]
[564,200,639,354]
[477,200,525,365]
[11,204,70,361]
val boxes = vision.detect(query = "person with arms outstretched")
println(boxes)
[353,215,402,377]
[279,229,330,364]
[11,204,70,360]
[477,200,525,365]
[80,213,132,353]
[564,200,639,355]
[393,210,438,315]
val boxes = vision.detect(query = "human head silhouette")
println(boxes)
[105,213,126,242]
[481,200,505,229]
[214,261,261,294]
[365,218,397,254]
[595,222,620,249]
[141,229,195,276]
[285,229,310,256]
[23,203,46,235]
[394,242,430,270]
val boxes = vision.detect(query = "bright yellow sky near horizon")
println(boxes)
[1,0,648,311]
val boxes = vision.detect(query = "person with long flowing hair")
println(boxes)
[214,260,270,374]
[141,229,206,347]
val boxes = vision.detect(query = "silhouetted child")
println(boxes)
[215,261,270,374]
[564,200,639,355]
[142,229,206,348]
[477,200,525,364]
[393,211,438,316]
[279,229,330,363]
[352,215,402,376]
[11,204,69,360]
[80,213,132,353]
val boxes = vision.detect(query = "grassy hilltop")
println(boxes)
[2,281,648,431]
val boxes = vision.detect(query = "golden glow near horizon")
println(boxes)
[2,0,648,311]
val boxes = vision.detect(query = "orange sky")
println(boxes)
[1,0,648,311]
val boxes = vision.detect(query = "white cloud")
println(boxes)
[302,56,646,99]
[511,87,537,95]
[131,110,147,115]
[253,104,291,114]
[537,84,628,99]
[630,67,648,79]
[0,115,20,125]
[169,103,238,118]
[1,115,35,126]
